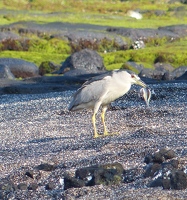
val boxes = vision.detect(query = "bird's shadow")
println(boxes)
[26,136,74,144]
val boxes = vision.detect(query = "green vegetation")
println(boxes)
[102,38,187,70]
[28,38,71,54]
[0,0,186,28]
[0,51,65,66]
[0,0,187,72]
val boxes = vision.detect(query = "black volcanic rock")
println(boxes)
[0,58,39,78]
[171,170,187,190]
[35,163,55,171]
[58,49,106,74]
[177,71,187,80]
[0,31,20,41]
[0,64,15,79]
[171,66,187,79]
[107,27,179,41]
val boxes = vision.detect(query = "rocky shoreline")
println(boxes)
[0,19,187,96]
[0,81,187,199]
[0,9,187,199]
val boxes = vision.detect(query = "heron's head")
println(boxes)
[130,73,147,88]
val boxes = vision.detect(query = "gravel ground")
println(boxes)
[0,82,187,199]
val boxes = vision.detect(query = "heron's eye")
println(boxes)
[131,74,135,78]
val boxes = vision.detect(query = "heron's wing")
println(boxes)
[82,69,132,87]
[76,70,116,98]
[82,70,114,87]
[68,73,113,111]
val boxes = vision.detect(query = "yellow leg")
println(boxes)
[92,113,99,138]
[101,106,108,136]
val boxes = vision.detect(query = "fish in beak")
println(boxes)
[139,88,152,107]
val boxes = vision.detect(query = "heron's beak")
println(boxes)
[136,79,147,88]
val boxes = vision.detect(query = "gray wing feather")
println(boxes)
[68,69,132,111]
[82,70,114,86]
[68,72,113,110]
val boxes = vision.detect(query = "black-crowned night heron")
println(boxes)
[68,70,147,138]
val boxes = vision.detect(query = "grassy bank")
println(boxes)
[0,0,187,71]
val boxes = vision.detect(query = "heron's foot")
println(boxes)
[94,132,101,138]
[93,132,118,138]
[104,131,109,136]
[93,132,109,138]
[104,131,118,137]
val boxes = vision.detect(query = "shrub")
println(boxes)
[0,39,30,51]
[144,37,178,47]
[39,61,60,75]
[69,38,126,53]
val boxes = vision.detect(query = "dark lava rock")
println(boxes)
[144,154,153,164]
[162,159,179,170]
[139,68,170,80]
[93,167,122,186]
[151,169,187,190]
[177,71,187,80]
[102,163,124,174]
[149,177,163,187]
[158,24,187,37]
[146,160,181,189]
[45,182,55,190]
[25,170,34,179]
[65,163,123,190]
[58,48,106,74]
[35,163,55,171]
[0,31,20,41]
[75,165,98,185]
[28,183,38,190]
[152,152,166,163]
[139,68,154,79]
[96,163,123,185]
[145,148,177,164]
[146,149,185,190]
[0,58,39,78]
[39,61,60,76]
[0,76,81,94]
[144,163,161,178]
[77,163,123,186]
[65,31,127,51]
[159,148,177,160]
[107,27,179,42]
[154,62,174,72]
[152,148,176,163]
[0,21,109,38]
[162,177,171,189]
[0,64,15,79]
[123,168,140,183]
[171,66,187,80]
[162,71,170,81]
[64,173,85,190]
[17,183,27,190]
[24,169,41,180]
[64,69,88,77]
[171,170,187,190]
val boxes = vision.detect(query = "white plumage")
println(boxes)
[69,70,147,138]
